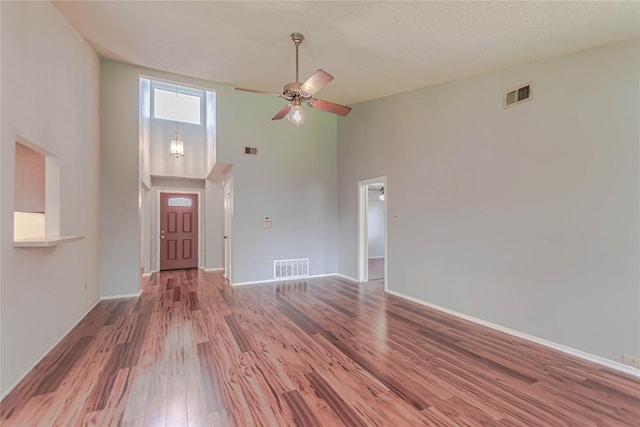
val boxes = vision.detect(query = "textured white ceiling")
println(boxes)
[53,1,639,105]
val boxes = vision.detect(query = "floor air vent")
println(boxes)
[274,258,309,280]
[504,82,532,108]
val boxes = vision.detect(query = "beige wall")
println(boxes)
[14,143,45,213]
[1,1,101,397]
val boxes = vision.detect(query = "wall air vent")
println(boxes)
[274,258,309,280]
[504,82,532,108]
[244,147,258,155]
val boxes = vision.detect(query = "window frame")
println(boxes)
[151,81,204,126]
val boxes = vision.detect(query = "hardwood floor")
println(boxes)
[367,257,384,280]
[1,270,639,426]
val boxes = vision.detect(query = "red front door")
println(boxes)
[160,193,198,270]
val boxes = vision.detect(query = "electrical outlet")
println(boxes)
[622,354,640,368]
[84,282,87,291]
[419,275,424,284]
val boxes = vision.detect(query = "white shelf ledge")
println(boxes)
[14,235,84,248]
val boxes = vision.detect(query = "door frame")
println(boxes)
[358,176,387,290]
[223,182,233,282]
[156,190,203,271]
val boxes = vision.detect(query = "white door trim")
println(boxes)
[357,176,387,290]
[223,182,233,282]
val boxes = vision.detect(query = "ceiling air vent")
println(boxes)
[504,82,532,108]
[244,147,258,155]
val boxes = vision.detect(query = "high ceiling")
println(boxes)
[53,1,639,106]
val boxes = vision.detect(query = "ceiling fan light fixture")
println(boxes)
[287,98,305,127]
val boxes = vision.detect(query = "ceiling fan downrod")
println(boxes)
[291,32,304,84]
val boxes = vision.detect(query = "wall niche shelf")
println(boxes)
[14,235,84,248]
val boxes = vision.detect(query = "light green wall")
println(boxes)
[100,59,339,293]
[337,40,640,363]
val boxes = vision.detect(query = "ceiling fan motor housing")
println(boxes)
[281,82,300,101]
[282,82,313,102]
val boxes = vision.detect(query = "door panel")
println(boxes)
[168,212,177,232]
[183,213,192,232]
[160,193,198,270]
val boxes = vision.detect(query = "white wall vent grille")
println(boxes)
[274,258,309,280]
[504,82,532,108]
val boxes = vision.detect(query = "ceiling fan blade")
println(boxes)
[235,87,282,96]
[307,98,352,117]
[272,104,292,120]
[299,69,334,97]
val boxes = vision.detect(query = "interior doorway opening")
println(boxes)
[358,176,387,288]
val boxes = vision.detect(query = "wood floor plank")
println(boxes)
[282,389,321,427]
[196,342,227,413]
[224,314,253,353]
[305,371,367,427]
[165,375,188,427]
[2,270,638,426]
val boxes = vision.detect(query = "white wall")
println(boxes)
[149,108,207,179]
[367,189,385,258]
[0,1,100,396]
[337,40,639,363]
[205,177,224,270]
[100,59,338,290]
[14,143,45,213]
[141,185,151,275]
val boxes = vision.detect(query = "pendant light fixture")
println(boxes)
[379,187,385,201]
[170,129,184,158]
[169,84,184,158]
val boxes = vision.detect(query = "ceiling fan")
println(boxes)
[234,32,352,126]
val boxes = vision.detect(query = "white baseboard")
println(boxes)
[232,273,345,287]
[100,291,142,300]
[334,273,359,283]
[307,273,340,279]
[386,289,640,378]
[204,267,224,272]
[368,256,385,259]
[1,298,101,400]
[232,277,308,287]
